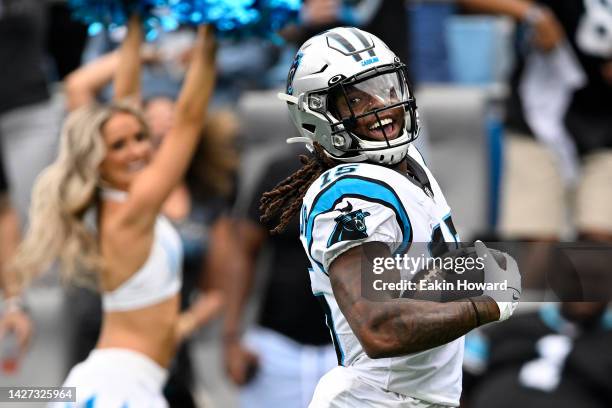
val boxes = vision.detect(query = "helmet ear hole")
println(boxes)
[329,74,344,85]
[302,123,316,135]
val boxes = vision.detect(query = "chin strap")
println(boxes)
[277,92,299,106]
[286,137,315,153]
[286,136,312,145]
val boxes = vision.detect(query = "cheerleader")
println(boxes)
[11,14,216,407]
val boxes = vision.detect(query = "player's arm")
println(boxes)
[329,242,500,358]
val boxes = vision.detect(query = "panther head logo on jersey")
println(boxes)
[328,202,371,247]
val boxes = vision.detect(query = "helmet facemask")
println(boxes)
[307,63,419,164]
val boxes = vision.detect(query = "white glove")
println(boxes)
[475,240,521,321]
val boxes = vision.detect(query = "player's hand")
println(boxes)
[530,6,565,52]
[0,309,33,360]
[223,340,259,386]
[475,241,521,321]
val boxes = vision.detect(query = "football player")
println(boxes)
[260,27,521,407]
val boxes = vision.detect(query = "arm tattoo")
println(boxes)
[330,243,500,357]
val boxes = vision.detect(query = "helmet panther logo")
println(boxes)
[328,202,371,247]
[286,51,303,95]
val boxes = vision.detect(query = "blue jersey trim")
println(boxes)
[464,330,489,363]
[85,396,96,408]
[442,213,460,244]
[306,175,412,273]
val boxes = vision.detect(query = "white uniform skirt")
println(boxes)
[48,348,168,408]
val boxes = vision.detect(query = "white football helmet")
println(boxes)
[279,27,420,165]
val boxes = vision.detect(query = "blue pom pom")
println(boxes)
[169,0,301,41]
[68,0,179,41]
[255,0,301,43]
[68,0,301,41]
[169,1,258,29]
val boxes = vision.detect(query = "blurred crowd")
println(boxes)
[0,0,611,407]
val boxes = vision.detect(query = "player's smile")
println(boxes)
[355,107,405,142]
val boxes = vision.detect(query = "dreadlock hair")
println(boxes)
[260,142,338,234]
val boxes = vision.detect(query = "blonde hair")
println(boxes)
[11,101,148,289]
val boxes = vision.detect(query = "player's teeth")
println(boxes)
[369,118,393,130]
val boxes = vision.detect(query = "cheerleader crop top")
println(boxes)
[100,188,183,312]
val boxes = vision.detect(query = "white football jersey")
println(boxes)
[300,144,464,406]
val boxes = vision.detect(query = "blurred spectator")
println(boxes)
[208,0,413,103]
[463,302,612,408]
[1,0,85,379]
[361,0,409,69]
[0,157,32,371]
[219,147,336,408]
[80,28,190,104]
[0,0,61,222]
[214,38,284,104]
[46,0,88,80]
[409,0,456,83]
[147,109,240,407]
[265,0,410,89]
[459,0,612,243]
[284,0,408,63]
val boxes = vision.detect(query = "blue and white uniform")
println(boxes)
[50,188,183,408]
[300,145,463,407]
